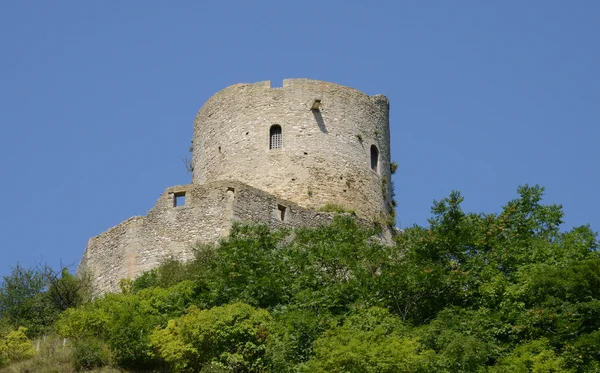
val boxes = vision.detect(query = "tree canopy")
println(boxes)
[1,185,598,372]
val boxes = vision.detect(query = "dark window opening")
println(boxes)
[174,192,186,207]
[270,125,282,149]
[277,204,287,222]
[370,145,379,172]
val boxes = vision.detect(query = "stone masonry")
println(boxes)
[193,79,392,219]
[78,79,394,295]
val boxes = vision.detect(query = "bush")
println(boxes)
[318,204,355,215]
[265,308,337,372]
[57,281,196,369]
[0,327,34,367]
[488,338,571,373]
[150,302,272,372]
[303,308,434,373]
[70,338,110,371]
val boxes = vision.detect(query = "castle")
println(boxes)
[78,79,394,294]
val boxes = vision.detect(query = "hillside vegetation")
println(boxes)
[1,185,598,372]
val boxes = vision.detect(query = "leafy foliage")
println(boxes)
[0,264,91,337]
[0,327,34,367]
[0,266,49,335]
[1,184,599,372]
[70,337,111,371]
[57,280,196,368]
[150,302,271,372]
[303,307,434,373]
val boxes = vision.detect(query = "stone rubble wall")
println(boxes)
[78,181,360,295]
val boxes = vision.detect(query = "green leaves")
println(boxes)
[0,265,47,334]
[0,327,35,367]
[303,308,434,373]
[150,303,272,373]
[56,280,197,368]
[4,184,597,372]
[489,338,573,373]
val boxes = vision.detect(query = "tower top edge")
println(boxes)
[212,78,387,99]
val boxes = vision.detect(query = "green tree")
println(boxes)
[303,307,434,373]
[281,216,383,315]
[0,265,51,335]
[44,266,91,311]
[57,280,196,368]
[488,338,572,373]
[265,307,337,372]
[150,302,272,373]
[195,223,290,308]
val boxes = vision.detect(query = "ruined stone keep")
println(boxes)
[78,79,394,294]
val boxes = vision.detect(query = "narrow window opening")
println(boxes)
[310,99,321,110]
[370,145,379,172]
[270,125,282,149]
[226,187,235,202]
[174,192,186,207]
[277,204,287,222]
[218,146,221,153]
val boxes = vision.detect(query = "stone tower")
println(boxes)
[78,79,394,294]
[193,79,392,218]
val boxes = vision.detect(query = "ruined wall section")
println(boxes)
[78,217,144,295]
[78,181,343,295]
[192,78,392,222]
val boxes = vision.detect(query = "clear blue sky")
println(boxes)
[1,1,598,277]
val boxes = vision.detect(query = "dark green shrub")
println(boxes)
[71,337,110,371]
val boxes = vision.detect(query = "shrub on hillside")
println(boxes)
[302,307,435,373]
[150,302,272,372]
[57,281,196,369]
[70,337,111,371]
[0,327,34,367]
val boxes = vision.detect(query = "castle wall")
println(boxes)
[192,78,392,221]
[78,181,344,295]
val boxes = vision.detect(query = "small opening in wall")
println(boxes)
[174,192,186,207]
[310,99,321,110]
[303,152,308,155]
[245,132,249,135]
[277,204,287,222]
[227,187,235,193]
[270,125,282,149]
[370,145,380,173]
[218,146,221,153]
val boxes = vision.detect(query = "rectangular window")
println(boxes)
[270,125,282,149]
[174,192,186,207]
[277,204,286,222]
